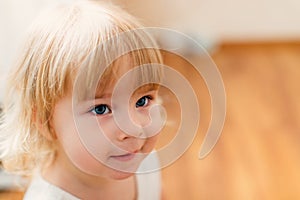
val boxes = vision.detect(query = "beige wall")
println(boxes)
[111,0,300,64]
[114,0,300,41]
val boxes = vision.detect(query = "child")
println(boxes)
[0,1,164,199]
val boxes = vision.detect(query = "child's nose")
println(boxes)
[114,109,149,141]
[116,128,143,141]
[113,103,165,139]
[131,109,151,128]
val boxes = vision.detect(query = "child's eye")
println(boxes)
[91,104,111,115]
[136,96,152,108]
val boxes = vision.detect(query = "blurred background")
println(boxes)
[1,0,300,199]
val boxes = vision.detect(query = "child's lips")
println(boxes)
[110,150,139,162]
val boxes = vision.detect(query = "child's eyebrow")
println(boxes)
[133,84,159,95]
[94,93,112,99]
[92,84,159,99]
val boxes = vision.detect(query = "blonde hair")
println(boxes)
[0,0,163,175]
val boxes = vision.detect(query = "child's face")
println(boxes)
[51,59,162,180]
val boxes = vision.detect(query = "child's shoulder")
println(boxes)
[23,175,79,200]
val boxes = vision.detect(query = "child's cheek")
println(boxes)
[141,135,159,154]
[54,116,102,172]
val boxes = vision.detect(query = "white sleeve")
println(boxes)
[136,151,162,200]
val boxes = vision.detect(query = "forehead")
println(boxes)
[95,55,134,93]
[95,56,159,99]
[72,48,162,102]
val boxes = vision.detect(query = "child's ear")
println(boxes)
[32,108,57,141]
[47,118,58,140]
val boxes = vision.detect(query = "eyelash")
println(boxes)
[91,104,111,115]
[90,95,153,115]
[135,95,153,108]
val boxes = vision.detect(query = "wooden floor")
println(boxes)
[1,42,300,199]
[160,41,300,200]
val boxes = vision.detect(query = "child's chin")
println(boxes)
[109,170,135,180]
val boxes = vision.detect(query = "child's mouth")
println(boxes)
[110,153,136,162]
[111,151,138,162]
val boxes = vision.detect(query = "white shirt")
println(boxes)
[23,152,161,200]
